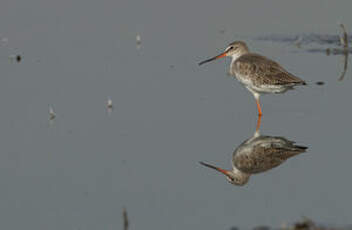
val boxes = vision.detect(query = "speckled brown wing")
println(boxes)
[233,54,306,86]
[234,137,307,174]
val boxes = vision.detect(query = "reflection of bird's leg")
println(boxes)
[338,50,349,81]
[255,114,262,132]
[256,99,263,116]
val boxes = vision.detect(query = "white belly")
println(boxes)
[235,73,288,94]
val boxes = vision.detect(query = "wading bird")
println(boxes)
[199,41,306,116]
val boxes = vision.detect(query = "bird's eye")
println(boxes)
[227,46,238,51]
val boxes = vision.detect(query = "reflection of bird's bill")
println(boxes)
[199,161,231,177]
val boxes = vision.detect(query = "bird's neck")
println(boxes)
[232,166,245,175]
[231,49,249,61]
[231,53,243,62]
[229,53,244,75]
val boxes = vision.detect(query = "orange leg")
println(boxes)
[256,99,263,116]
[255,114,262,132]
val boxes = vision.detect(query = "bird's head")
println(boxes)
[199,161,250,186]
[198,41,249,66]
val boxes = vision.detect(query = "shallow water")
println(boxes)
[1,0,352,229]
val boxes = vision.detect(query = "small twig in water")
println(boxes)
[123,207,129,230]
[340,24,348,48]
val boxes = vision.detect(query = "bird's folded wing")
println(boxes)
[234,54,306,86]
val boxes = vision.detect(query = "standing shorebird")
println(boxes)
[199,117,308,186]
[199,41,306,116]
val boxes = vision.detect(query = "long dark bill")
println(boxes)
[198,52,226,66]
[199,161,231,176]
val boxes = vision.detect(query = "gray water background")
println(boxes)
[1,0,352,229]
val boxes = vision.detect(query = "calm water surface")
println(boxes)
[0,0,352,229]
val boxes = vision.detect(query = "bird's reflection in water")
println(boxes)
[200,117,308,186]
